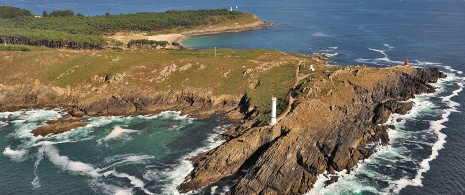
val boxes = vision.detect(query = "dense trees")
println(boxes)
[0,6,33,18]
[0,7,243,49]
[48,10,75,17]
[0,28,106,49]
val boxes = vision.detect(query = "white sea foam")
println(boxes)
[2,110,197,194]
[161,125,230,194]
[316,52,339,58]
[102,154,155,170]
[18,109,64,122]
[0,111,18,119]
[3,147,29,162]
[43,143,101,177]
[157,111,194,122]
[36,141,154,194]
[88,179,134,195]
[32,145,46,189]
[358,47,403,66]
[308,72,464,194]
[355,44,420,66]
[103,126,138,141]
[312,32,330,37]
[110,171,154,195]
[210,186,218,194]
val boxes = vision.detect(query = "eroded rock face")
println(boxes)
[0,66,445,194]
[178,67,445,194]
[0,83,244,121]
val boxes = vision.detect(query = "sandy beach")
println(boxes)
[106,18,272,47]
[148,34,186,43]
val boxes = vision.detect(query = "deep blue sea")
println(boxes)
[1,0,464,194]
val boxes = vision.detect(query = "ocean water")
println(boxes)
[1,0,465,194]
[0,110,229,194]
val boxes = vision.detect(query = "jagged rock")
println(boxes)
[178,67,445,194]
[0,66,446,194]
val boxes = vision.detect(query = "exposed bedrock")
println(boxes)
[0,85,244,120]
[0,66,446,193]
[179,67,445,194]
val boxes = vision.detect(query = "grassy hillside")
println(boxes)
[0,49,325,124]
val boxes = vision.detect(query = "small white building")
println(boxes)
[310,65,315,71]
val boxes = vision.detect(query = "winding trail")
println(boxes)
[276,64,310,122]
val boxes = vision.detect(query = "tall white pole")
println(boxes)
[271,97,277,125]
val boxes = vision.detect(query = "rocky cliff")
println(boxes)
[0,82,244,120]
[178,66,445,194]
[0,48,445,194]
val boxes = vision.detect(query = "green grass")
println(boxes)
[0,44,31,51]
[249,63,296,125]
[0,48,321,126]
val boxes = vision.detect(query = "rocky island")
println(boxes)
[0,7,446,194]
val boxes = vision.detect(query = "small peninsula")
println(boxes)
[0,6,446,194]
[0,7,271,50]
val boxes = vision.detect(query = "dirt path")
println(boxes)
[276,66,310,122]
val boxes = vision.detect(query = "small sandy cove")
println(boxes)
[106,19,271,46]
[107,32,186,45]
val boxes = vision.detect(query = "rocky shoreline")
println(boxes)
[177,66,445,194]
[0,54,445,193]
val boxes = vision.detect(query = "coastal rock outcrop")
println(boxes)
[178,66,445,194]
[0,57,445,194]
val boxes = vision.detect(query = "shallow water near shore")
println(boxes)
[0,111,229,194]
[1,0,465,194]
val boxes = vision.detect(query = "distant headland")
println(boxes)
[0,6,272,50]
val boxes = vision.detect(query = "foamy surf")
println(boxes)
[388,72,464,192]
[354,44,446,68]
[99,126,139,143]
[307,70,463,194]
[159,124,230,195]
[0,109,223,194]
[3,147,29,162]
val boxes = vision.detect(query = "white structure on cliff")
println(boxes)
[270,97,277,125]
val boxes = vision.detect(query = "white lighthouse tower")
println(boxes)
[270,97,277,125]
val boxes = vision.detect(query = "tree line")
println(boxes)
[0,7,243,49]
[0,6,33,19]
[0,28,106,49]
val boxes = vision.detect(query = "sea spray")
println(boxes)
[31,146,45,189]
[307,71,463,194]
[160,124,230,194]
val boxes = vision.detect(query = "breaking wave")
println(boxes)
[307,68,464,194]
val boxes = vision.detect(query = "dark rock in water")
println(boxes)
[324,175,339,186]
[32,115,88,136]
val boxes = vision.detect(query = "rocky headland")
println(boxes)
[0,48,445,193]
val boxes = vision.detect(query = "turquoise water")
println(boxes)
[1,0,465,194]
[0,110,228,194]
